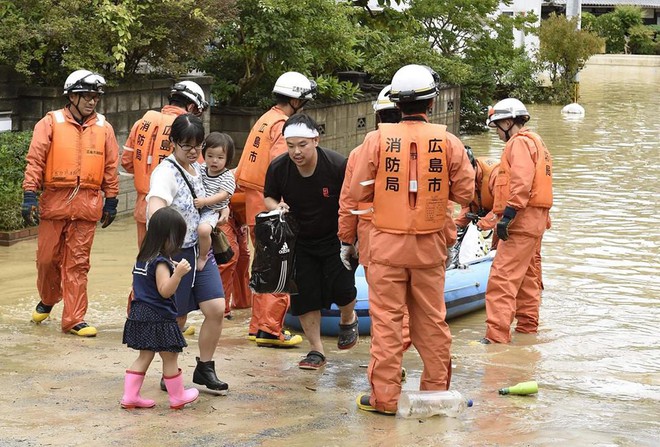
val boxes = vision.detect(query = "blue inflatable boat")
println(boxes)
[284,255,493,336]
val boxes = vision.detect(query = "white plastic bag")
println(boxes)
[458,223,489,265]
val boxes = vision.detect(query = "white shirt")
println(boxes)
[146,155,215,248]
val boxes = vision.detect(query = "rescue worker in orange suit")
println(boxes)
[480,98,553,344]
[23,70,120,337]
[121,80,208,247]
[454,147,501,249]
[338,85,413,354]
[233,71,316,347]
[217,183,254,319]
[339,86,457,362]
[349,65,475,415]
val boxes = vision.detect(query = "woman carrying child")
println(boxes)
[146,113,229,395]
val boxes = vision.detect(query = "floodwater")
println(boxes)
[1,63,659,446]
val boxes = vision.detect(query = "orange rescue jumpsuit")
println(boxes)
[339,142,457,352]
[121,105,186,247]
[23,107,120,333]
[234,106,290,338]
[484,128,552,343]
[218,190,253,313]
[348,117,475,413]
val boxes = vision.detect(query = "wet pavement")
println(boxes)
[1,62,659,446]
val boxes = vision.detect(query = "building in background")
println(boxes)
[544,1,660,25]
[498,0,660,56]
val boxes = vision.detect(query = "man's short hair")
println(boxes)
[397,99,433,115]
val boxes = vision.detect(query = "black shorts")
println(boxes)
[290,235,357,316]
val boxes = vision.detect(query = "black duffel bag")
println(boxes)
[249,210,299,294]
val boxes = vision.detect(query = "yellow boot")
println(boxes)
[255,330,303,348]
[182,326,195,336]
[31,301,53,324]
[69,322,97,337]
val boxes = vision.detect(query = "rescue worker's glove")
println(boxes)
[340,242,358,270]
[21,191,40,226]
[496,206,517,241]
[100,197,119,228]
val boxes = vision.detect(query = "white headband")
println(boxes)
[283,123,319,139]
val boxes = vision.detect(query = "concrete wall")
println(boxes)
[0,72,213,217]
[0,68,461,217]
[0,72,214,144]
[586,54,660,67]
[213,84,462,161]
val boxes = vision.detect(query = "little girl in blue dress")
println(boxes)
[121,206,199,410]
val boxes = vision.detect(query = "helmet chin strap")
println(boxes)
[70,95,90,124]
[495,120,514,142]
[288,98,308,115]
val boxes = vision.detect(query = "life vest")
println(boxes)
[44,109,106,189]
[234,107,288,192]
[492,129,553,214]
[372,123,449,234]
[131,110,176,194]
[474,157,499,212]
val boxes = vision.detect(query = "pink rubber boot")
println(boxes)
[163,368,199,410]
[120,370,156,409]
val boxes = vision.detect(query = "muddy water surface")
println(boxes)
[1,63,658,446]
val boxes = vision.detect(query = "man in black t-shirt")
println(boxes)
[264,114,358,370]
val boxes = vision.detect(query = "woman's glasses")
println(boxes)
[176,142,203,152]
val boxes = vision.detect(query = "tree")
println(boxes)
[0,0,233,85]
[461,14,544,132]
[392,0,540,132]
[538,13,603,103]
[197,0,363,106]
[0,0,559,133]
[584,7,658,55]
[408,0,503,57]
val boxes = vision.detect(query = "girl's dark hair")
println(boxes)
[170,113,204,146]
[202,132,235,165]
[397,99,433,116]
[137,207,187,262]
[281,113,319,135]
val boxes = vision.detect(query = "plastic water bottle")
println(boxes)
[397,390,473,419]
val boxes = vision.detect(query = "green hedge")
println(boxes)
[0,131,32,231]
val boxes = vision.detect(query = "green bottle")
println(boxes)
[498,380,538,395]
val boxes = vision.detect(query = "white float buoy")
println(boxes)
[561,102,585,116]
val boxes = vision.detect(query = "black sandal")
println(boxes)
[337,313,359,350]
[298,351,327,370]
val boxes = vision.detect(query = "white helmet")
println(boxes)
[389,64,438,103]
[170,80,208,112]
[63,70,106,96]
[373,85,396,112]
[486,98,530,127]
[272,71,317,99]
